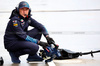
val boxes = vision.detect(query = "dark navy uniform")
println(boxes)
[3,1,52,63]
[4,10,49,57]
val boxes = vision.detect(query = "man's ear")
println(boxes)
[28,8,31,15]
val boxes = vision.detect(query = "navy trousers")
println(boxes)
[8,28,42,57]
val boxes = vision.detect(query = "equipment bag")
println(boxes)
[54,49,80,60]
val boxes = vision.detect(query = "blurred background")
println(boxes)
[0,0,100,54]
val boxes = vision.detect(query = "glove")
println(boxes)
[38,41,49,48]
[46,36,55,44]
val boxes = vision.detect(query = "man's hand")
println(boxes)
[46,36,55,44]
[38,41,49,48]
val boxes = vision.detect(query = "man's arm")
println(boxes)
[29,18,55,44]
[29,18,49,37]
[10,19,38,43]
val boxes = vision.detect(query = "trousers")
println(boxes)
[8,28,42,57]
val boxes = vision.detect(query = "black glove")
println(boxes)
[46,36,55,44]
[38,41,49,48]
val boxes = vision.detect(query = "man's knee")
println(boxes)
[29,43,39,53]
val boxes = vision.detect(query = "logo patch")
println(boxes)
[23,3,26,6]
[20,19,25,26]
[21,19,24,22]
[28,19,31,24]
[13,20,18,27]
[13,24,18,26]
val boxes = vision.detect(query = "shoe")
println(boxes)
[9,52,20,63]
[27,54,43,62]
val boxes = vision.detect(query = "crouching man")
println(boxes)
[4,1,54,63]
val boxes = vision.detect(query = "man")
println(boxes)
[4,1,54,63]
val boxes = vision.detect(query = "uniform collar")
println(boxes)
[18,14,30,20]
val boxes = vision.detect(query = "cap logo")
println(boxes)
[23,3,26,6]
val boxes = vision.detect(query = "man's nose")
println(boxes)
[23,10,26,13]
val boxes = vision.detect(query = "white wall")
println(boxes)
[0,0,100,51]
[0,0,100,11]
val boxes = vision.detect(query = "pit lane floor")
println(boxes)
[1,47,100,66]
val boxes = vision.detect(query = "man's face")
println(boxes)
[19,7,29,18]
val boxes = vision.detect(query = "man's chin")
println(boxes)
[22,15,26,18]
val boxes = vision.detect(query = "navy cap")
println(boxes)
[18,1,29,9]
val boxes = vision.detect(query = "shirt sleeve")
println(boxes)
[10,19,27,40]
[10,19,38,43]
[29,18,49,37]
